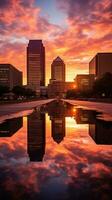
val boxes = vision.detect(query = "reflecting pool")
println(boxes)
[0,101,112,200]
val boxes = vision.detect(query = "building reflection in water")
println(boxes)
[0,117,23,137]
[51,117,65,144]
[46,101,74,143]
[89,120,112,145]
[75,108,97,124]
[44,101,112,145]
[74,107,112,145]
[27,111,45,162]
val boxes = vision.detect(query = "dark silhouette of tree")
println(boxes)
[12,86,36,98]
[25,88,36,97]
[12,86,25,96]
[66,89,77,99]
[0,85,9,96]
[66,89,93,99]
[93,72,112,97]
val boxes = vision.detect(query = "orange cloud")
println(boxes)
[0,0,112,84]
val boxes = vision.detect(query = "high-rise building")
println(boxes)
[0,64,22,89]
[27,40,45,94]
[89,53,112,78]
[51,56,65,81]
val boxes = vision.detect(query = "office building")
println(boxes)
[0,64,22,89]
[51,56,65,81]
[48,80,65,98]
[48,57,71,98]
[27,40,45,94]
[65,82,76,91]
[89,53,112,78]
[74,74,95,91]
[48,81,75,98]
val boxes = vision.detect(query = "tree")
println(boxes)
[78,89,93,98]
[93,72,112,97]
[66,89,77,99]
[24,88,36,97]
[0,85,9,96]
[12,86,25,96]
[12,86,36,98]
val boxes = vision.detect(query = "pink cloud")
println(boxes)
[0,0,112,84]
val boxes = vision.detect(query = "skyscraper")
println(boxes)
[51,56,65,81]
[27,40,45,94]
[89,53,112,78]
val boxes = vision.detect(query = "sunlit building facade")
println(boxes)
[48,81,75,98]
[51,56,65,81]
[89,53,112,78]
[27,40,45,94]
[0,64,22,89]
[74,74,95,91]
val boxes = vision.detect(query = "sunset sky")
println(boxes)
[0,0,112,85]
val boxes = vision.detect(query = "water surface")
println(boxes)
[0,101,112,200]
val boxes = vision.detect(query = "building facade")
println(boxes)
[0,64,22,89]
[48,81,65,98]
[48,81,75,98]
[89,53,112,78]
[27,40,45,94]
[65,82,75,91]
[74,74,95,91]
[51,56,65,81]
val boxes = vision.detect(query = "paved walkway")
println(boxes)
[0,99,54,117]
[62,99,112,120]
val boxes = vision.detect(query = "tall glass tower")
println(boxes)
[27,40,45,94]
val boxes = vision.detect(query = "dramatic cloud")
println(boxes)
[0,0,63,83]
[0,0,112,84]
[0,115,112,199]
[53,0,112,80]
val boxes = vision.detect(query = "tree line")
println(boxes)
[0,85,36,99]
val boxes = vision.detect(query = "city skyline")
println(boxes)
[0,1,112,198]
[0,0,112,84]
